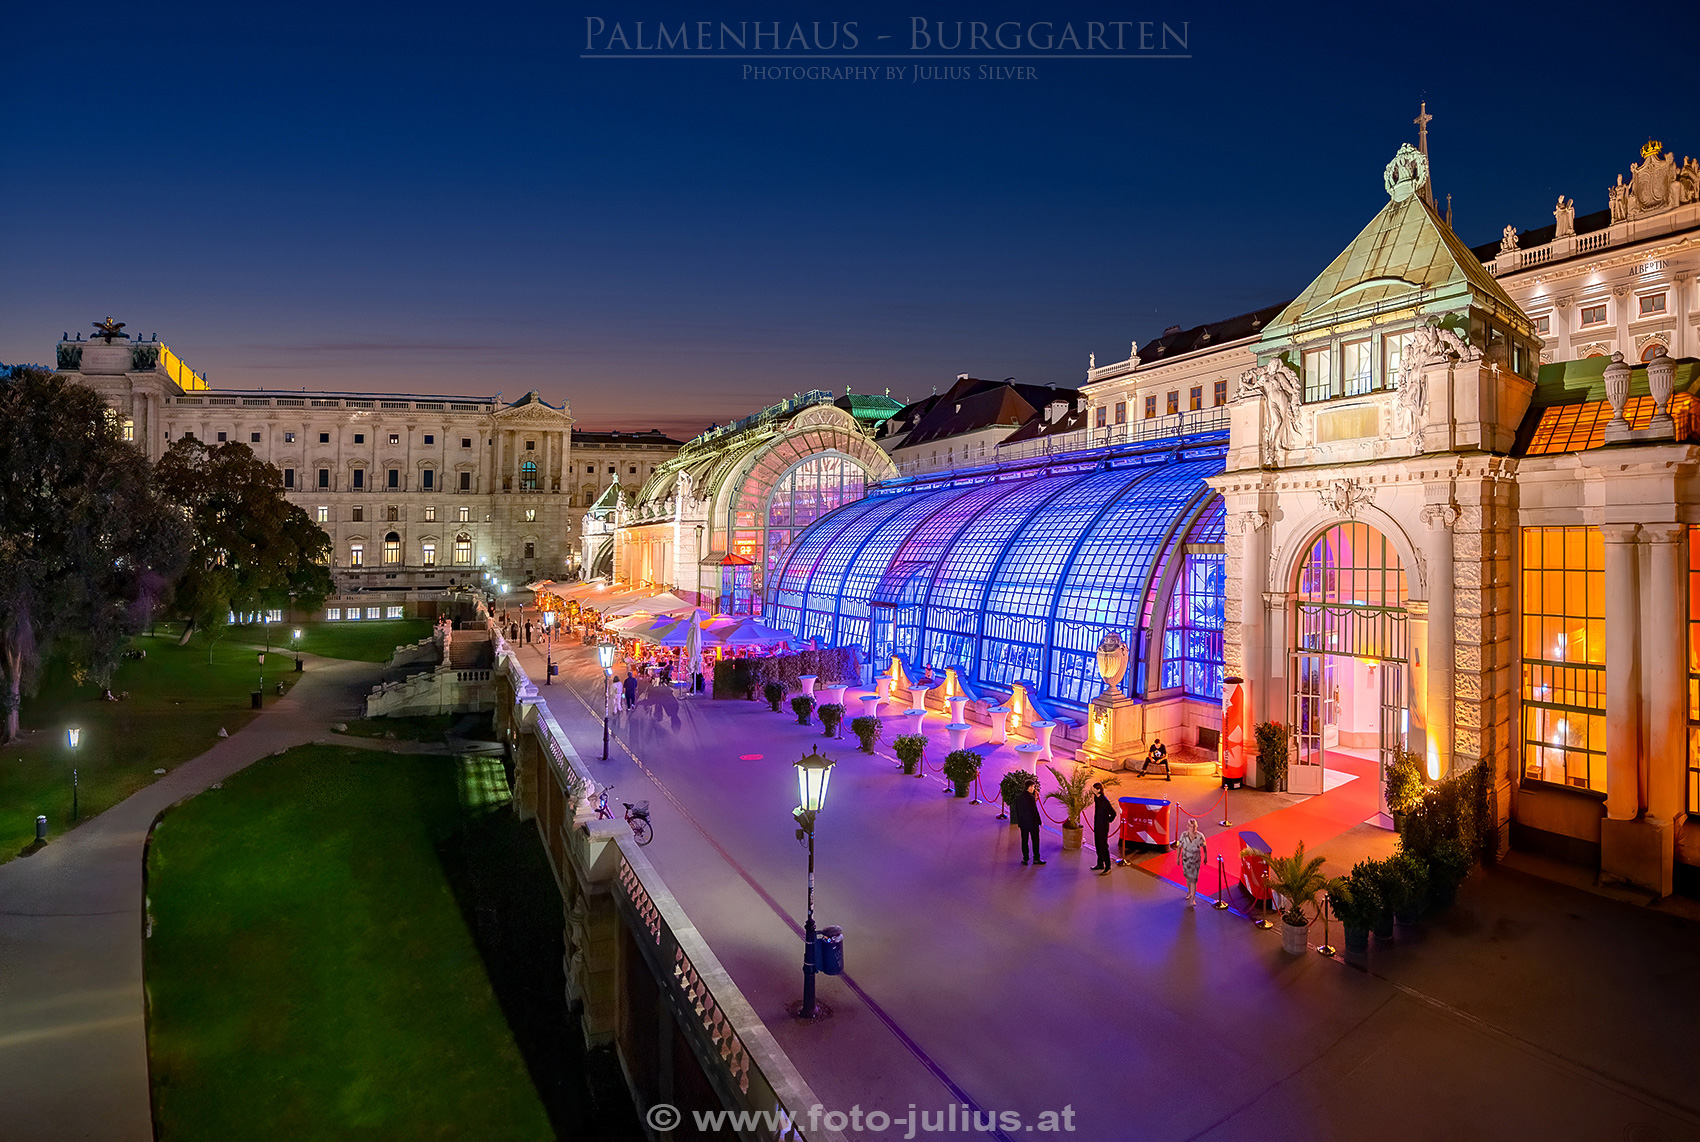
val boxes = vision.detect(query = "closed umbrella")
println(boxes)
[685,613,705,689]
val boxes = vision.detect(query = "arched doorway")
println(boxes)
[1290,521,1408,796]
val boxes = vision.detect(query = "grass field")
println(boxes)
[0,626,299,862]
[144,744,563,1140]
[338,712,498,742]
[230,618,434,664]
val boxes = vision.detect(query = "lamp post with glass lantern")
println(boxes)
[543,610,556,685]
[791,749,836,1020]
[596,641,615,759]
[253,649,266,709]
[67,727,81,821]
[292,628,303,672]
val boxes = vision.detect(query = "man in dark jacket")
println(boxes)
[1012,779,1045,866]
[1091,782,1118,874]
[622,670,639,711]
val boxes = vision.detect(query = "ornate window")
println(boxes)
[382,532,401,565]
[1520,526,1605,793]
[762,453,867,584]
[421,541,437,567]
[349,543,364,568]
[1166,391,1179,415]
[521,459,538,490]
[1162,549,1225,700]
[453,535,473,565]
[1144,395,1156,419]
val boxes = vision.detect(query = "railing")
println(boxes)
[680,389,836,455]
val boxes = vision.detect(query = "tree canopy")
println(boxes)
[156,436,334,650]
[0,367,189,742]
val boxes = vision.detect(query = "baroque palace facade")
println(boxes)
[55,334,679,589]
[769,132,1700,898]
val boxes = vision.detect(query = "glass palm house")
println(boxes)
[767,436,1228,710]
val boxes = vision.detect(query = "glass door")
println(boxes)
[1289,651,1325,794]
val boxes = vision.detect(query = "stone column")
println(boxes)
[542,432,552,492]
[492,428,503,493]
[1422,505,1458,778]
[1642,524,1686,827]
[1238,511,1270,725]
[1601,523,1642,822]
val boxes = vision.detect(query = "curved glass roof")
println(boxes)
[768,437,1227,709]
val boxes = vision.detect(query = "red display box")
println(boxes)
[1118,796,1178,848]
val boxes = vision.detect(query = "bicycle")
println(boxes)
[594,785,654,846]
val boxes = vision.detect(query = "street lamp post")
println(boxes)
[543,610,555,685]
[254,649,266,709]
[597,641,615,760]
[292,628,303,672]
[694,523,704,606]
[67,727,81,821]
[792,749,836,1020]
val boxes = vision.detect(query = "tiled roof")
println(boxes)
[571,428,684,446]
[893,377,1082,449]
[1135,302,1291,364]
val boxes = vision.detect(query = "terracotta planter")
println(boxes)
[1281,918,1310,955]
[1061,824,1083,851]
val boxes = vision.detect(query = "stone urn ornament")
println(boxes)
[1647,345,1676,427]
[1603,351,1632,428]
[1095,631,1128,693]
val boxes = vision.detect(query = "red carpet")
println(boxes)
[1137,751,1381,903]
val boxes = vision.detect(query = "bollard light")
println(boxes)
[67,726,81,750]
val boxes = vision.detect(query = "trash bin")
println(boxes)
[814,925,844,976]
[35,815,47,842]
[250,691,262,709]
[548,663,559,676]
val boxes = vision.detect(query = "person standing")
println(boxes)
[1013,779,1045,866]
[524,619,533,645]
[1091,782,1117,874]
[622,670,639,712]
[1177,817,1208,906]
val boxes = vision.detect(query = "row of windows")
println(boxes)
[1093,380,1229,428]
[345,535,479,568]
[318,505,536,525]
[1521,526,1607,794]
[326,606,407,621]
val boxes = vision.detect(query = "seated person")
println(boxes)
[1140,736,1170,780]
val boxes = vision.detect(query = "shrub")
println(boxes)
[763,682,786,712]
[1330,860,1386,932]
[1426,837,1474,905]
[1267,841,1332,926]
[1254,721,1288,791]
[751,648,864,694]
[850,715,882,752]
[998,769,1032,807]
[892,733,927,773]
[791,695,816,725]
[941,749,983,786]
[1043,762,1118,827]
[818,702,845,736]
[1384,750,1425,816]
[1381,851,1429,920]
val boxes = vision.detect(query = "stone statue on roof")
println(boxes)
[1499,224,1519,253]
[1554,196,1575,238]
[1383,144,1429,203]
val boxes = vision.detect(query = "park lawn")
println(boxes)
[0,626,298,862]
[233,618,434,663]
[145,744,554,1141]
[339,712,498,742]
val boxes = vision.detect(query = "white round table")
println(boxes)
[946,722,970,751]
[988,706,1011,743]
[875,674,892,700]
[1015,742,1045,772]
[819,684,847,707]
[798,674,818,696]
[857,693,882,718]
[1030,719,1057,760]
[899,707,927,737]
[947,695,969,724]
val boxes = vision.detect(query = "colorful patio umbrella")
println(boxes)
[717,617,794,647]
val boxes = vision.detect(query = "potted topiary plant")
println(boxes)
[763,682,786,712]
[1425,836,1474,910]
[1265,841,1332,955]
[1254,721,1289,792]
[941,749,983,797]
[1330,861,1384,969]
[1381,851,1429,939]
[818,702,846,738]
[1043,762,1097,851]
[791,694,816,726]
[998,769,1031,824]
[892,733,927,775]
[1384,750,1424,831]
[850,715,882,753]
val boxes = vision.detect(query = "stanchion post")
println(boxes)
[1316,895,1337,958]
[1218,783,1232,828]
[1212,852,1229,910]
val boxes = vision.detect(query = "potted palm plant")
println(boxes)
[1266,841,1334,955]
[791,694,816,726]
[892,733,926,775]
[850,715,882,753]
[941,749,983,797]
[763,682,786,712]
[998,769,1031,823]
[1043,762,1096,851]
[818,702,846,738]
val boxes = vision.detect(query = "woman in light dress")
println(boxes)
[1176,818,1208,906]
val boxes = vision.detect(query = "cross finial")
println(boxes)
[1414,102,1435,205]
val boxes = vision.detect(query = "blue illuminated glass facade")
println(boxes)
[767,436,1228,710]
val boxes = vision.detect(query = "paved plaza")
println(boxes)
[522,638,1700,1142]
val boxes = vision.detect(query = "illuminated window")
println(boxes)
[1342,339,1373,396]
[349,543,364,567]
[389,433,400,445]
[1213,379,1227,406]
[366,607,380,619]
[1161,506,1226,700]
[1095,406,1107,428]
[421,541,436,566]
[453,534,472,565]
[284,431,295,443]
[326,608,341,620]
[1144,395,1156,419]
[1302,346,1333,402]
[458,506,470,522]
[382,532,400,565]
[387,605,404,619]
[423,506,435,522]
[524,508,537,522]
[1114,402,1126,424]
[520,460,538,490]
[1521,526,1605,793]
[1639,293,1666,317]
[1166,391,1179,415]
[1188,386,1202,411]
[315,506,328,523]
[1580,304,1607,327]
[763,453,867,583]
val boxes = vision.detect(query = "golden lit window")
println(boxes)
[1520,526,1605,793]
[1524,395,1696,455]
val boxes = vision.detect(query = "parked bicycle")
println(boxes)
[594,784,654,846]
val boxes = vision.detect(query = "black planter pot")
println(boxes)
[796,715,811,725]
[1391,810,1407,834]
[1342,925,1370,969]
[900,759,919,775]
[1372,916,1394,941]
[952,780,969,798]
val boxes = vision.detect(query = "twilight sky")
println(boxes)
[2,1,1694,438]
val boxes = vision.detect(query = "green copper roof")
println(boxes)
[1266,191,1529,337]
[1527,355,1700,408]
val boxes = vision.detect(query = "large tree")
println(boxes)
[0,366,190,742]
[155,436,333,655]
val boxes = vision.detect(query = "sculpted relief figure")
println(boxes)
[1610,142,1699,222]
[1500,224,1519,253]
[1396,323,1480,437]
[1236,358,1302,463]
